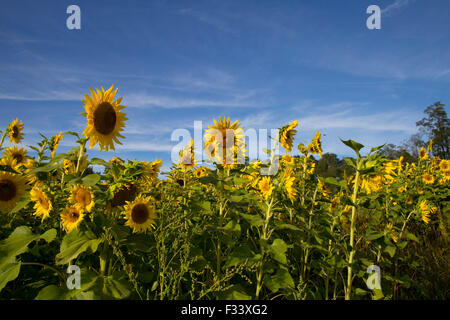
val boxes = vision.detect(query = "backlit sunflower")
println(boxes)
[30,187,52,222]
[123,196,157,233]
[4,146,28,166]
[50,132,63,158]
[258,176,274,200]
[82,85,128,151]
[280,120,298,152]
[7,119,24,144]
[61,206,85,233]
[69,185,94,212]
[179,138,196,171]
[0,172,27,212]
[282,154,295,166]
[204,117,246,168]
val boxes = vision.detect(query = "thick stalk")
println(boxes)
[345,163,361,300]
[255,198,273,299]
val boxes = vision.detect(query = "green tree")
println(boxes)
[416,102,449,159]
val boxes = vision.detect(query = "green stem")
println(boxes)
[256,197,274,299]
[345,161,361,300]
[22,262,65,281]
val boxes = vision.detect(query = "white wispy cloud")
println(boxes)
[382,0,413,16]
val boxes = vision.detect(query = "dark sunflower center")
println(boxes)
[0,179,16,201]
[131,203,150,224]
[111,184,137,207]
[12,126,19,138]
[94,102,117,135]
[12,153,23,163]
[69,210,80,222]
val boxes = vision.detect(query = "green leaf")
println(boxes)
[240,213,264,227]
[35,285,66,300]
[0,261,21,293]
[29,164,56,174]
[341,139,364,155]
[56,229,102,265]
[103,272,131,299]
[225,245,259,268]
[82,174,100,187]
[89,158,110,168]
[264,269,295,293]
[270,238,288,264]
[10,194,31,214]
[384,245,396,258]
[369,144,385,154]
[404,232,419,242]
[0,227,57,269]
[221,289,252,300]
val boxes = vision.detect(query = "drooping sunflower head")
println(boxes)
[82,85,128,151]
[4,146,28,166]
[69,185,94,212]
[258,176,274,200]
[7,118,24,144]
[0,172,27,212]
[204,116,246,167]
[280,120,298,152]
[61,206,85,233]
[312,132,323,157]
[30,187,52,222]
[123,196,157,233]
[50,132,63,158]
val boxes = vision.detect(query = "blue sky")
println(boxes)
[1,0,449,171]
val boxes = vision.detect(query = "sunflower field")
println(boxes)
[0,85,449,300]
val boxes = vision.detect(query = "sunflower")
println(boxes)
[0,156,21,173]
[439,159,450,173]
[82,85,128,151]
[69,185,94,212]
[30,187,52,222]
[63,154,88,175]
[258,176,274,200]
[7,119,24,144]
[179,138,196,171]
[283,168,297,203]
[3,146,28,166]
[422,173,434,185]
[419,147,428,161]
[312,132,323,157]
[61,206,85,233]
[194,166,210,178]
[282,154,295,166]
[0,172,27,212]
[111,183,138,208]
[50,132,63,158]
[280,120,298,152]
[204,116,246,168]
[419,200,437,224]
[141,159,163,186]
[123,196,157,233]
